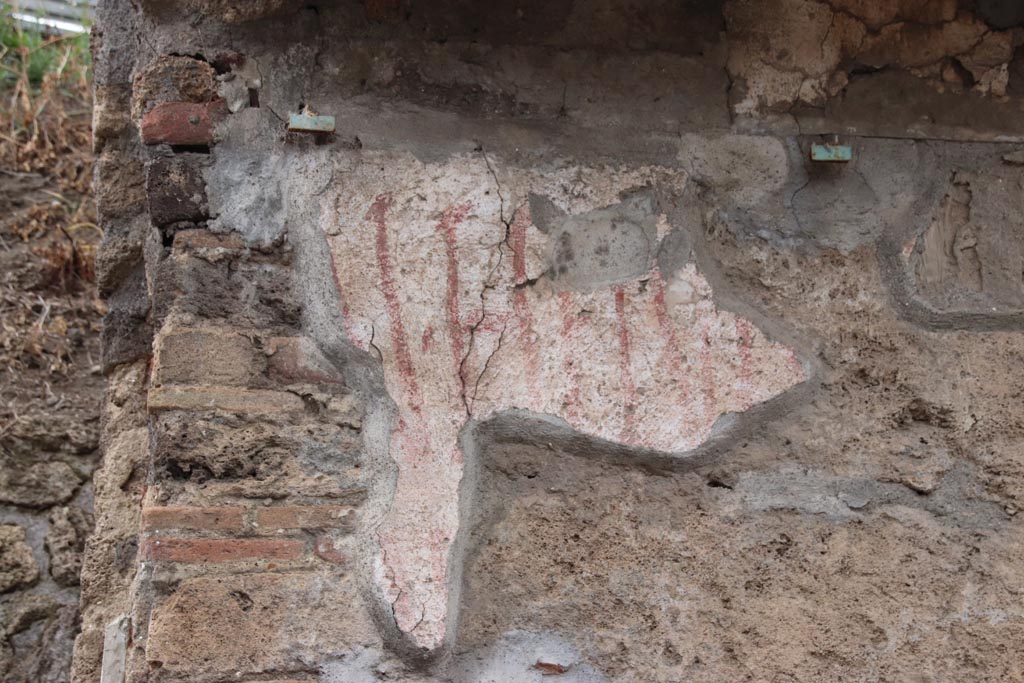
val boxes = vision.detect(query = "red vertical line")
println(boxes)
[321,225,366,349]
[511,209,540,392]
[512,208,529,285]
[558,291,577,335]
[651,271,694,420]
[734,318,755,402]
[614,286,638,442]
[367,194,422,404]
[437,202,472,375]
[557,291,582,424]
[788,349,805,377]
[698,319,717,421]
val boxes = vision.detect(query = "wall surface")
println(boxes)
[77,1,1024,681]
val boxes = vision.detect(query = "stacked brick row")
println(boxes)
[73,4,378,681]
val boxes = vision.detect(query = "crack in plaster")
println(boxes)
[317,152,809,653]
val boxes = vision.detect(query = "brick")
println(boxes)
[255,506,356,531]
[265,337,346,386]
[140,537,302,562]
[142,506,244,532]
[147,385,305,414]
[314,535,347,565]
[141,100,229,146]
[146,572,374,677]
[146,155,209,226]
[172,228,247,253]
[151,326,263,388]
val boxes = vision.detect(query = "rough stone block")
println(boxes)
[94,152,145,222]
[46,506,93,586]
[131,54,217,120]
[154,255,301,327]
[0,457,80,508]
[140,100,229,146]
[92,84,131,150]
[151,412,366,499]
[141,506,244,532]
[140,537,303,562]
[151,326,264,388]
[101,266,152,372]
[255,506,357,531]
[95,215,147,297]
[147,386,305,414]
[0,525,39,592]
[138,0,305,23]
[146,155,209,226]
[146,572,375,678]
[265,336,345,386]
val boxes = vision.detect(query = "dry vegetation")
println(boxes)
[0,9,101,465]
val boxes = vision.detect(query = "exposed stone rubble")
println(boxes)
[71,0,1024,682]
[727,0,1024,112]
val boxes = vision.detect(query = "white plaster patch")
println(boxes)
[452,630,605,683]
[321,152,806,650]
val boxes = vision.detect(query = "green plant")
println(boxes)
[0,3,91,120]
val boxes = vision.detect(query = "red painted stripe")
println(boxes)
[614,286,638,441]
[322,228,366,350]
[512,208,528,285]
[699,320,717,418]
[437,202,472,374]
[556,291,582,425]
[367,194,421,401]
[651,271,692,415]
[734,318,755,401]
[510,209,540,391]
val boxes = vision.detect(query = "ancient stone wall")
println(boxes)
[76,1,1024,681]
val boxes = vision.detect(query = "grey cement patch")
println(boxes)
[320,647,383,683]
[452,630,605,683]
[537,192,659,292]
[204,146,289,245]
[721,464,1008,530]
[726,467,879,520]
[910,165,1024,314]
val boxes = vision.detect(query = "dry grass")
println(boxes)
[0,6,102,440]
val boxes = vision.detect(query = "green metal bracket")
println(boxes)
[288,112,336,134]
[810,143,852,163]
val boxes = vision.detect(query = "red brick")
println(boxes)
[142,506,244,532]
[314,535,347,565]
[141,100,229,146]
[141,537,303,562]
[255,506,356,531]
[172,229,247,252]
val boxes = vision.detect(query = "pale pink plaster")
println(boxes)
[321,154,806,649]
